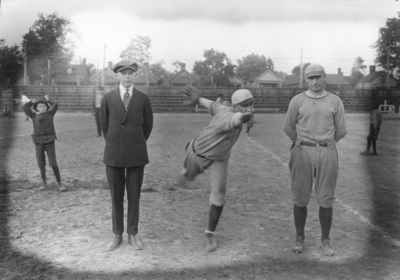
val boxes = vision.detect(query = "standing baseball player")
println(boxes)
[283,63,347,256]
[178,86,253,252]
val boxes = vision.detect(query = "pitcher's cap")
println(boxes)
[231,89,254,106]
[113,60,139,73]
[305,63,326,78]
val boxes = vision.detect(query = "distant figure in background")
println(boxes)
[93,87,105,137]
[20,93,31,121]
[23,96,67,192]
[360,103,383,156]
[216,94,223,104]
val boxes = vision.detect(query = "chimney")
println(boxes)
[338,68,342,75]
[181,63,186,70]
[82,58,86,65]
[369,65,376,74]
[108,61,113,69]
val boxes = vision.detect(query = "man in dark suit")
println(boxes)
[100,60,153,251]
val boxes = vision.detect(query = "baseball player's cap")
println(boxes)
[231,89,254,106]
[33,98,50,110]
[305,63,326,78]
[113,60,139,73]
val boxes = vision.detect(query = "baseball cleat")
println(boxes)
[292,236,305,253]
[322,239,335,256]
[360,151,370,156]
[205,232,217,252]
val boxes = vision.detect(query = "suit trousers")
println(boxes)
[106,165,145,235]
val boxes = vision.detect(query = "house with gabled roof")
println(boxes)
[229,74,245,88]
[89,62,119,87]
[169,68,199,87]
[245,69,283,88]
[133,68,160,87]
[356,66,397,89]
[51,59,90,86]
[282,68,350,89]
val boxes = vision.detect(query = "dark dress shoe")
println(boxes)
[107,234,122,251]
[128,235,143,250]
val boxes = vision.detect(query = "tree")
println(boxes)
[291,62,311,75]
[0,39,24,85]
[172,60,186,73]
[150,60,171,83]
[266,56,274,71]
[349,56,366,87]
[351,56,367,75]
[21,12,79,84]
[372,12,400,73]
[193,48,235,87]
[120,35,151,66]
[236,53,269,80]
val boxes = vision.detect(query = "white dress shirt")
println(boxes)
[119,85,133,101]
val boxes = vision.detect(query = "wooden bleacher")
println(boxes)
[2,86,400,114]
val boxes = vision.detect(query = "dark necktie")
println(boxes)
[123,88,131,110]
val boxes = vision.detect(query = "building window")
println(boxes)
[67,68,72,74]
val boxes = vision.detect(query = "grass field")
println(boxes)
[0,111,400,280]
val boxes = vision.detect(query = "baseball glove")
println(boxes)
[181,86,200,106]
[240,113,252,123]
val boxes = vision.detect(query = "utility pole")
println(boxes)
[48,59,51,85]
[23,42,27,85]
[300,47,303,88]
[102,45,107,86]
[96,60,99,87]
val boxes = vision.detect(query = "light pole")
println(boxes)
[102,45,107,86]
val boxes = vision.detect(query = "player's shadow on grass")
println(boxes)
[362,141,400,253]
[0,117,399,279]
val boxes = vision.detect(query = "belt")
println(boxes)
[300,142,328,147]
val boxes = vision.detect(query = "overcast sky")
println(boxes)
[0,0,399,75]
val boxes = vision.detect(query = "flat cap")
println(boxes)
[113,60,139,73]
[305,63,326,78]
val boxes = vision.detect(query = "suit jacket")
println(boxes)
[100,87,153,167]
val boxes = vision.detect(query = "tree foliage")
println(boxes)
[120,35,152,66]
[150,60,171,82]
[193,49,235,87]
[348,56,366,86]
[172,60,186,73]
[291,62,311,75]
[351,56,367,75]
[0,39,24,85]
[372,12,400,73]
[266,56,275,71]
[236,53,269,80]
[21,12,78,84]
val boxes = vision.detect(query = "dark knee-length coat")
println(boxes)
[99,87,153,168]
